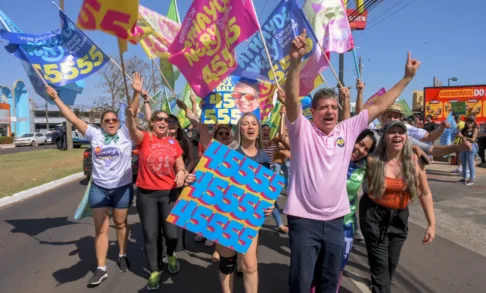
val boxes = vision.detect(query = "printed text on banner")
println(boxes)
[168,0,259,98]
[167,141,284,254]
[1,11,109,86]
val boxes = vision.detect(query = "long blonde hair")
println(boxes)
[229,112,263,150]
[367,132,419,200]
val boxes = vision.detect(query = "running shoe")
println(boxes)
[146,272,160,291]
[88,269,108,286]
[117,256,130,272]
[167,254,180,274]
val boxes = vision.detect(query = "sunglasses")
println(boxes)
[232,92,257,102]
[103,118,119,124]
[153,116,169,123]
[217,131,230,136]
[168,120,178,125]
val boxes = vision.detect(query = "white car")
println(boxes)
[14,132,47,147]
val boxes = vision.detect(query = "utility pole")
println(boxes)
[45,101,49,131]
[59,0,72,150]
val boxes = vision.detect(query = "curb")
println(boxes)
[0,144,15,149]
[0,172,85,208]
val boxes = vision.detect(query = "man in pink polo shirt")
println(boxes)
[284,29,421,293]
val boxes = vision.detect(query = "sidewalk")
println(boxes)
[0,143,15,149]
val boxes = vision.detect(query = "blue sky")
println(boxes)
[0,0,485,109]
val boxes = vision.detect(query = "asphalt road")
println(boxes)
[1,162,485,293]
[0,144,57,155]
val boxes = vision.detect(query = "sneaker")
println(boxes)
[354,230,364,241]
[117,256,130,272]
[167,254,180,274]
[451,167,462,174]
[146,271,160,291]
[465,181,475,186]
[88,269,108,286]
[194,235,205,243]
[277,225,289,234]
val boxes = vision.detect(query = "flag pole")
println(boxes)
[51,1,134,84]
[152,58,178,99]
[320,73,330,88]
[352,48,361,80]
[118,40,131,104]
[316,42,343,88]
[249,0,282,90]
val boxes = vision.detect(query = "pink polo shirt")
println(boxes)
[284,110,369,221]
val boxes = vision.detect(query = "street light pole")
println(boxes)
[448,77,458,86]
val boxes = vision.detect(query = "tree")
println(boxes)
[95,55,162,111]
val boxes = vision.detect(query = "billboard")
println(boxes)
[424,85,486,123]
[347,9,368,30]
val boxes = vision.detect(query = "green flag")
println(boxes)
[160,0,180,90]
[264,103,283,139]
[397,100,413,117]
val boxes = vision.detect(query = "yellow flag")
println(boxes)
[77,0,142,43]
[138,5,181,59]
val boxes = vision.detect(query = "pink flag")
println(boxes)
[168,0,259,97]
[303,0,354,53]
[363,88,386,109]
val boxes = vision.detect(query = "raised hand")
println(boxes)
[356,79,365,92]
[189,91,197,104]
[289,29,308,62]
[126,106,136,118]
[46,86,59,100]
[141,90,149,101]
[405,52,421,79]
[131,72,144,93]
[339,86,351,100]
[176,99,187,111]
[277,88,286,105]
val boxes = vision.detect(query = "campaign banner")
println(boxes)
[167,140,284,254]
[363,88,386,109]
[77,0,145,44]
[201,76,262,125]
[0,9,85,105]
[168,0,259,98]
[235,0,328,97]
[138,4,180,59]
[1,11,109,86]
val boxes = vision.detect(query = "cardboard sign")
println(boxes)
[167,140,284,254]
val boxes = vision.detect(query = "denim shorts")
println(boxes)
[89,182,134,209]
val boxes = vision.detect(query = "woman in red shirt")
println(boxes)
[125,73,190,291]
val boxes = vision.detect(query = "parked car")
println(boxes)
[83,145,139,179]
[45,133,53,144]
[52,128,91,150]
[14,132,47,147]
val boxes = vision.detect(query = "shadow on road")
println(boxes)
[5,217,79,237]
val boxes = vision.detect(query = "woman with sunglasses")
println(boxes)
[125,73,194,291]
[214,112,274,293]
[46,86,134,286]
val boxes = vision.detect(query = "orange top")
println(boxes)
[369,177,410,209]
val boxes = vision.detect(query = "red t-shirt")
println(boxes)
[136,132,183,190]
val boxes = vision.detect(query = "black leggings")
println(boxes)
[137,188,179,272]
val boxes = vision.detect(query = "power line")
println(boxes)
[365,0,408,27]
[365,0,416,31]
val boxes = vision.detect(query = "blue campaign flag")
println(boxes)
[0,10,84,105]
[118,102,127,125]
[301,95,313,120]
[234,0,325,95]
[1,10,108,87]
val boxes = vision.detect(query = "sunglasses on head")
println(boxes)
[232,92,257,101]
[153,116,169,123]
[104,118,119,124]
